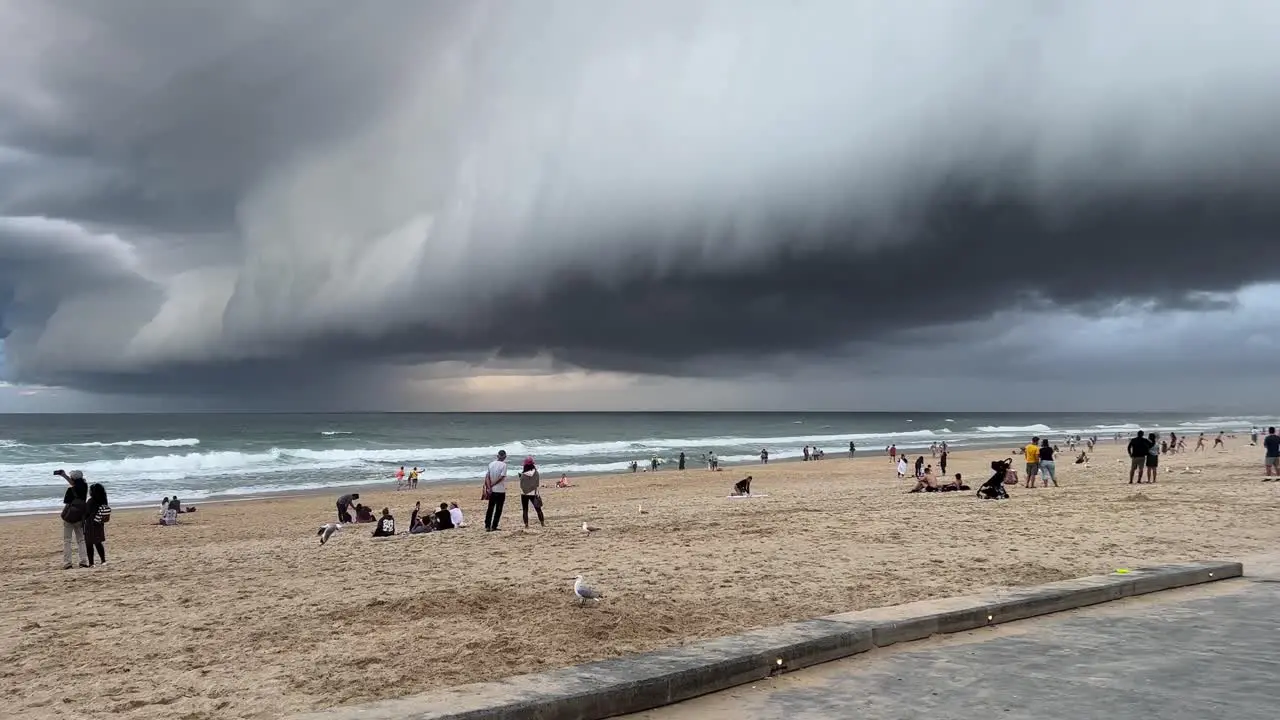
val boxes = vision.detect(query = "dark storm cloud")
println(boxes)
[3,0,1280,401]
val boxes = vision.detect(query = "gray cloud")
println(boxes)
[3,1,1280,405]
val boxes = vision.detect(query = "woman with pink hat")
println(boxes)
[519,456,545,528]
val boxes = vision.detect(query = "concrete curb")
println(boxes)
[296,560,1242,720]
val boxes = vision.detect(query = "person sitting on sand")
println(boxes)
[908,466,940,493]
[159,501,178,526]
[409,501,421,530]
[731,476,753,496]
[448,501,465,528]
[372,507,396,537]
[409,512,431,534]
[435,502,455,530]
[354,504,376,523]
[1075,451,1088,464]
[557,474,573,488]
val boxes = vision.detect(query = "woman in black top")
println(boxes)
[56,469,89,569]
[1038,439,1058,487]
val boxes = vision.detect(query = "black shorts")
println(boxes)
[1145,456,1159,468]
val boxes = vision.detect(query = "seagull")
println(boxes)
[572,575,605,605]
[318,523,342,545]
[582,521,600,534]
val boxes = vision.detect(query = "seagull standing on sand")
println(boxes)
[572,575,605,605]
[582,521,600,534]
[318,523,342,545]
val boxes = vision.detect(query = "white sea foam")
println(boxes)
[319,431,353,436]
[71,438,201,448]
[974,424,1053,433]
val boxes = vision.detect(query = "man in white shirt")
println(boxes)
[484,450,508,531]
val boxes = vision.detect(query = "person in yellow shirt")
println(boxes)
[1023,436,1041,488]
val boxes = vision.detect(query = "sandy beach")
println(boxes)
[4,438,1279,720]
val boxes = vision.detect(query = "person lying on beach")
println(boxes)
[908,467,940,493]
[372,508,396,537]
[354,504,376,523]
[435,502,455,530]
[449,501,466,528]
[937,473,970,492]
[731,476,753,496]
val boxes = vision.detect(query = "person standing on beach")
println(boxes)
[56,469,89,569]
[1145,431,1161,483]
[760,448,769,464]
[939,449,948,476]
[519,456,545,528]
[889,444,897,464]
[1023,437,1041,488]
[1126,431,1152,483]
[1264,427,1280,479]
[84,483,111,567]
[483,450,508,532]
[1038,439,1058,487]
[678,452,686,470]
[336,493,358,523]
[849,441,856,457]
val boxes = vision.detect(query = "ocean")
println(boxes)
[0,412,1270,514]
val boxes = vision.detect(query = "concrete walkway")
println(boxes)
[632,558,1280,720]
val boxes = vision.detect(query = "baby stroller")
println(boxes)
[977,458,1011,500]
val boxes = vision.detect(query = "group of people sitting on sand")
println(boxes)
[157,495,195,525]
[336,492,467,537]
[407,500,466,534]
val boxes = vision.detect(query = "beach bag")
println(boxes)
[61,501,86,524]
[98,505,112,524]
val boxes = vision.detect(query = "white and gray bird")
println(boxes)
[572,575,605,605]
[318,523,342,545]
[582,521,600,534]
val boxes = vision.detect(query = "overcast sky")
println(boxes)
[3,1,1280,413]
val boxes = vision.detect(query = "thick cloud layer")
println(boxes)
[3,1,1280,402]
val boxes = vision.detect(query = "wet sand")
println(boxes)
[3,438,1277,719]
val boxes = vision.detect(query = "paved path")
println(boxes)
[632,560,1280,720]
